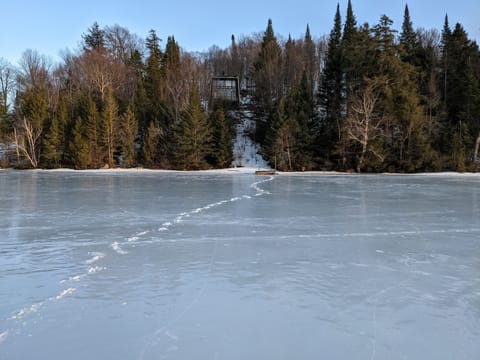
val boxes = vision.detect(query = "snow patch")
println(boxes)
[0,330,7,344]
[250,176,273,195]
[165,330,179,341]
[86,252,105,264]
[11,303,42,320]
[88,266,106,274]
[60,274,84,283]
[230,101,270,169]
[52,288,76,300]
[127,230,150,241]
[111,241,128,255]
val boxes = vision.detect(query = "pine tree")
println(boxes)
[440,15,452,108]
[162,36,180,72]
[283,34,300,93]
[343,0,357,40]
[287,73,315,169]
[83,94,101,167]
[303,24,316,98]
[254,19,283,115]
[100,88,119,167]
[319,4,343,158]
[55,97,69,165]
[452,121,470,171]
[142,120,160,168]
[373,15,398,66]
[399,4,418,65]
[445,23,480,165]
[446,23,477,125]
[69,117,89,169]
[172,83,212,170]
[144,29,163,130]
[145,29,163,79]
[342,0,359,98]
[19,87,48,131]
[119,105,138,167]
[82,22,105,52]
[209,107,233,168]
[42,115,60,167]
[265,99,299,171]
[130,49,148,140]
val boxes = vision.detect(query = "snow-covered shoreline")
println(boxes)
[1,167,479,176]
[0,167,265,175]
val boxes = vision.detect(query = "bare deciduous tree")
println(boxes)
[73,49,131,104]
[104,24,144,65]
[345,78,386,172]
[17,49,51,91]
[163,53,196,125]
[0,58,15,115]
[13,117,42,168]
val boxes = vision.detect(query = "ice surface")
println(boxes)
[1,170,480,359]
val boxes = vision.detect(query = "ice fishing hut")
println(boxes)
[210,76,240,106]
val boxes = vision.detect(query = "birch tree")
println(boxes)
[13,117,42,168]
[344,78,385,172]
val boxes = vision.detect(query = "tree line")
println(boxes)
[254,2,480,172]
[0,23,234,170]
[1,1,479,172]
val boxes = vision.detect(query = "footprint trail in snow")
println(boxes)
[112,175,273,254]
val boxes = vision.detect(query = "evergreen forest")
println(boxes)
[1,1,479,172]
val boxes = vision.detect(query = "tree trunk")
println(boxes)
[286,145,292,170]
[13,128,21,163]
[474,131,480,163]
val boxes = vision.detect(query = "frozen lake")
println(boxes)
[1,170,480,359]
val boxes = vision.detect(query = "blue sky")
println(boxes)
[1,0,479,65]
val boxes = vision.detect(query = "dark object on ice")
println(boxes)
[255,170,276,175]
